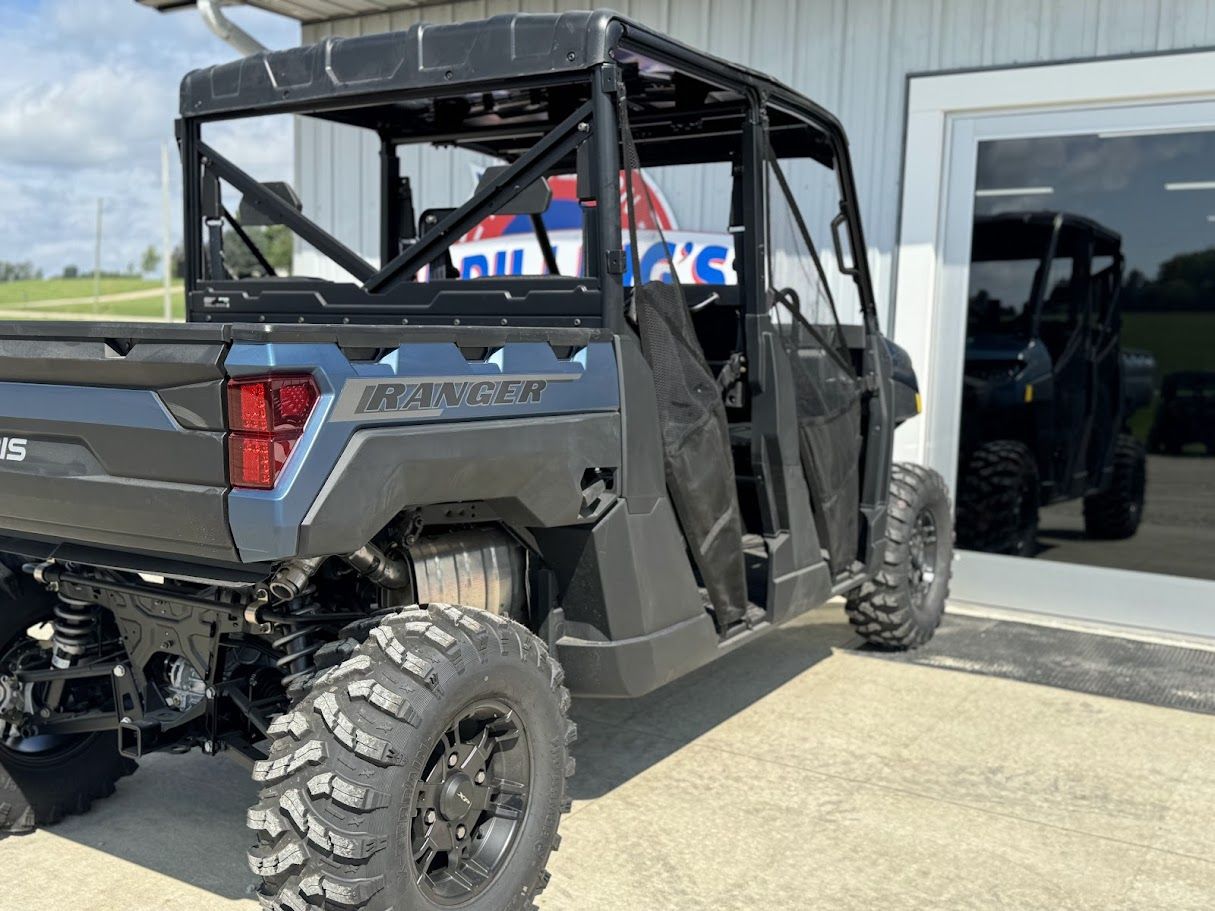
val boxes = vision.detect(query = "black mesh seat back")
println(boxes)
[779,323,862,575]
[635,280,748,628]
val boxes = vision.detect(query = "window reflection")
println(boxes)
[958,129,1215,581]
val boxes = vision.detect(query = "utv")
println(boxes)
[0,11,951,911]
[958,212,1153,555]
[1148,370,1215,455]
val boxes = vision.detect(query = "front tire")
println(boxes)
[249,603,575,911]
[1083,434,1147,540]
[845,463,953,649]
[0,564,135,836]
[956,440,1039,556]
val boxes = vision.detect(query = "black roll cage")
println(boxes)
[176,12,880,335]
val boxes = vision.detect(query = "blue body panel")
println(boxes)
[225,340,620,562]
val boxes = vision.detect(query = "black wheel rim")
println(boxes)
[1013,473,1038,556]
[1130,457,1147,519]
[908,508,939,612]
[410,699,530,904]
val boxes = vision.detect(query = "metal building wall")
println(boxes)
[298,0,1215,321]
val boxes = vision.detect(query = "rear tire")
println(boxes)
[845,463,953,649]
[1083,434,1147,540]
[956,440,1039,556]
[248,603,575,911]
[0,565,135,837]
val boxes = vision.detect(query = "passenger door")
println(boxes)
[761,125,865,575]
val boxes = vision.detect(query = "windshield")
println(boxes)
[966,258,1042,338]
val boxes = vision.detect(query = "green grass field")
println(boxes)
[0,276,165,305]
[12,293,188,320]
[1122,310,1215,440]
[0,277,185,320]
[1121,310,1215,378]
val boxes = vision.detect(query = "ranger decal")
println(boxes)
[331,374,580,422]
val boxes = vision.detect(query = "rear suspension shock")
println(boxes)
[51,600,98,669]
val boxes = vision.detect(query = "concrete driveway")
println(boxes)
[1037,453,1215,581]
[2,606,1212,910]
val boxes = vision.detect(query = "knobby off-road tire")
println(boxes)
[845,463,953,649]
[1083,434,1147,540]
[0,566,135,837]
[955,440,1039,556]
[248,603,575,911]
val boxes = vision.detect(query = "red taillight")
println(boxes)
[226,374,319,489]
[227,375,317,433]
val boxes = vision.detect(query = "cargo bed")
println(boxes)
[0,320,609,567]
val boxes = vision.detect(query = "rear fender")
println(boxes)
[225,340,621,562]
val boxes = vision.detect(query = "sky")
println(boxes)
[0,0,299,276]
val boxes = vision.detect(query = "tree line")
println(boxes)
[0,225,292,283]
[1122,247,1215,312]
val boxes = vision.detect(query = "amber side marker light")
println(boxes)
[226,375,319,490]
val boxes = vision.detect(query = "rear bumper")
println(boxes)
[0,328,237,562]
[0,383,236,563]
[0,475,235,564]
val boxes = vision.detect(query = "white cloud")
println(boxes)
[0,66,166,168]
[0,0,299,275]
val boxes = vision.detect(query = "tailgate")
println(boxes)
[0,323,238,563]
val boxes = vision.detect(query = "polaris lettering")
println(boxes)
[0,437,26,462]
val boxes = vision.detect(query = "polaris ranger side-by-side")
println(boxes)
[958,212,1153,555]
[0,12,952,910]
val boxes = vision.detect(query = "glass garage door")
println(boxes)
[939,100,1215,637]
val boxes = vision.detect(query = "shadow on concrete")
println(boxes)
[26,611,850,903]
[567,612,852,801]
[34,749,259,902]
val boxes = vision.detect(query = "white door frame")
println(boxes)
[892,50,1215,641]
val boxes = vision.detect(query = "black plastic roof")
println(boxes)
[181,11,618,118]
[973,212,1122,259]
[178,9,843,140]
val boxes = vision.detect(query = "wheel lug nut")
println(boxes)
[474,770,485,785]
[455,825,467,839]
[448,753,459,768]
[424,809,436,824]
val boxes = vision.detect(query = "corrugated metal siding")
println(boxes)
[298,0,1215,317]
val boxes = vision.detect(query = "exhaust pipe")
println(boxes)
[266,556,326,602]
[345,544,414,594]
[268,544,416,603]
[269,530,524,618]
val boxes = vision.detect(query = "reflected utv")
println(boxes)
[958,212,1154,556]
[1148,370,1215,456]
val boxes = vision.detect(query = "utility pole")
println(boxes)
[92,198,103,312]
[162,141,173,321]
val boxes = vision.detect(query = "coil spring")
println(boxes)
[52,601,97,663]
[272,616,324,688]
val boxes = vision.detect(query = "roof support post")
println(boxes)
[591,63,625,334]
